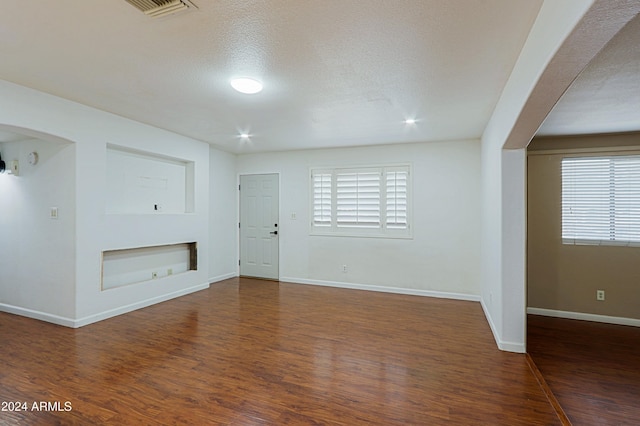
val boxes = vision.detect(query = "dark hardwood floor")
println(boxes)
[0,278,560,425]
[528,314,640,425]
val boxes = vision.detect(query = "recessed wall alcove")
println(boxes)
[102,242,197,290]
[106,144,195,214]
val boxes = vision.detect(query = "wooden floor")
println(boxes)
[528,314,640,425]
[0,278,560,425]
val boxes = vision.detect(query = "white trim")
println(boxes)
[279,276,480,302]
[480,299,526,353]
[562,238,640,247]
[527,307,640,328]
[74,282,210,327]
[528,146,640,156]
[497,341,525,353]
[0,304,76,328]
[208,272,238,283]
[283,278,530,352]
[309,231,413,240]
[0,282,210,328]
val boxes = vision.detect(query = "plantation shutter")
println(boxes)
[562,155,640,244]
[336,170,381,228]
[312,172,332,227]
[386,168,408,229]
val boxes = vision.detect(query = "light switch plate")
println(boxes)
[11,160,19,176]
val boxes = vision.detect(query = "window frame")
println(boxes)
[561,152,640,247]
[309,164,412,239]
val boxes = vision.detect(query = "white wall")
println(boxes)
[106,147,189,215]
[237,140,481,298]
[208,146,238,282]
[480,0,596,352]
[0,80,212,327]
[0,139,76,320]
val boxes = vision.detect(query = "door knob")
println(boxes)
[270,231,278,235]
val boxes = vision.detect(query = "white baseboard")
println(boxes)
[1,282,210,328]
[280,277,528,352]
[209,272,238,283]
[74,283,210,328]
[279,276,480,302]
[0,304,76,327]
[480,299,526,353]
[527,307,640,327]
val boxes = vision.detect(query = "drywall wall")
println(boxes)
[0,80,213,326]
[237,140,481,298]
[0,139,75,319]
[528,134,640,320]
[106,146,190,215]
[208,146,238,282]
[480,0,597,352]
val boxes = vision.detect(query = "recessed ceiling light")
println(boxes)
[404,118,416,125]
[230,78,263,94]
[240,133,250,139]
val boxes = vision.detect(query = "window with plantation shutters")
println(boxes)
[311,165,411,238]
[386,168,408,229]
[313,172,332,227]
[562,155,640,245]
[336,170,381,228]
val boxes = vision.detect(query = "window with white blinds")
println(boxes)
[562,155,640,245]
[311,165,411,237]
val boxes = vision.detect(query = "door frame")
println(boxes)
[237,172,281,280]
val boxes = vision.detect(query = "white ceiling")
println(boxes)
[0,1,636,153]
[538,11,640,137]
[0,0,544,152]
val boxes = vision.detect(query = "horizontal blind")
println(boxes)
[312,172,332,227]
[336,171,381,228]
[611,156,640,241]
[562,155,640,244]
[386,168,408,229]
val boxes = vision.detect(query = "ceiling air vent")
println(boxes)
[125,0,196,18]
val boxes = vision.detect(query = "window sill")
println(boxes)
[562,238,640,247]
[310,230,413,240]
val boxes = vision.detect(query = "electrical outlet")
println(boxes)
[167,268,173,276]
[596,290,605,301]
[50,207,59,219]
[342,264,347,273]
[152,272,159,279]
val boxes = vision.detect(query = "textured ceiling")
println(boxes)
[538,11,640,137]
[0,0,546,153]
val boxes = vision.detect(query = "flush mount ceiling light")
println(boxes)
[230,78,263,94]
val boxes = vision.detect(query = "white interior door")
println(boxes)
[240,174,279,280]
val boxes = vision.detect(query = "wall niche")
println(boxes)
[106,144,194,214]
[102,242,197,290]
